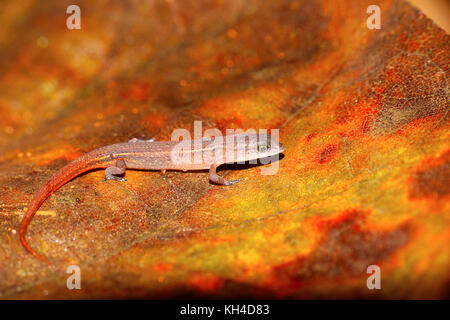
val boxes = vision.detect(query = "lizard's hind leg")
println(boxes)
[105,159,127,181]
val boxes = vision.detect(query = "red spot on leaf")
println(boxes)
[188,274,223,293]
[153,263,174,273]
[317,144,338,164]
[408,150,450,201]
[268,210,411,295]
[306,132,317,142]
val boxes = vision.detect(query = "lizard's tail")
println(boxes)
[19,154,110,264]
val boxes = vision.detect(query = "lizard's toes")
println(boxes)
[224,179,241,186]
[105,176,127,182]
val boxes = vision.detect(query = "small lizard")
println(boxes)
[20,133,284,264]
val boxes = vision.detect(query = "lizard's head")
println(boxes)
[230,132,284,164]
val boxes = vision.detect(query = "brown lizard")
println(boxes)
[20,133,284,264]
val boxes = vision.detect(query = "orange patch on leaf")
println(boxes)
[194,84,289,130]
[121,82,151,102]
[34,145,82,166]
[187,274,223,293]
[210,235,236,246]
[153,263,174,273]
[142,113,168,130]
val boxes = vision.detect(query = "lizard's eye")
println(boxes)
[257,144,268,153]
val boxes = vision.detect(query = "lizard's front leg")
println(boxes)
[209,164,240,186]
[105,159,127,181]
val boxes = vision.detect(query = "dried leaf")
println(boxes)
[0,0,448,298]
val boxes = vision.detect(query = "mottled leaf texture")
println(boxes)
[0,0,448,299]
